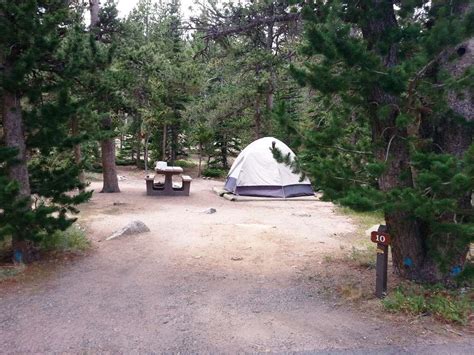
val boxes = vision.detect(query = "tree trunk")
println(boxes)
[362,0,473,282]
[162,124,167,161]
[170,124,178,162]
[2,90,31,197]
[89,0,100,28]
[362,1,426,280]
[198,143,203,177]
[2,84,36,262]
[100,116,120,193]
[135,133,141,168]
[427,25,474,279]
[89,1,119,193]
[71,116,85,191]
[144,133,150,173]
[221,139,229,170]
[254,94,262,139]
[266,10,275,115]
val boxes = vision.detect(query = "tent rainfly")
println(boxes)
[224,137,314,198]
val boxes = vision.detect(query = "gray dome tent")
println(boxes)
[224,137,314,198]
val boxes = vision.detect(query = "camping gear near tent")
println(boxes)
[224,137,314,198]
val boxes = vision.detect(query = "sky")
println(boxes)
[115,0,197,18]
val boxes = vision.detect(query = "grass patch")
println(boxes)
[337,206,384,235]
[383,284,473,325]
[174,159,196,169]
[202,167,226,178]
[0,264,26,281]
[39,225,90,253]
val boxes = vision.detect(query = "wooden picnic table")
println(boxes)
[145,166,192,196]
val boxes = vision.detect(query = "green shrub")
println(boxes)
[174,159,196,169]
[39,226,90,253]
[202,167,226,178]
[383,284,473,325]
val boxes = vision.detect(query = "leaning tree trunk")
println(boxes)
[100,116,120,193]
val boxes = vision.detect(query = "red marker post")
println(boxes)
[371,225,391,298]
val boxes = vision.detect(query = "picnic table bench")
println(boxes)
[145,164,192,196]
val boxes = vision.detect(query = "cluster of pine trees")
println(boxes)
[1,0,472,282]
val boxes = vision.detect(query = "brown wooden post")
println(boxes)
[371,225,391,299]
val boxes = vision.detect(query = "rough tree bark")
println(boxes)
[89,0,100,28]
[426,6,473,279]
[265,6,275,115]
[362,0,473,282]
[170,124,178,162]
[71,116,85,191]
[89,0,120,193]
[144,133,150,173]
[198,142,203,177]
[2,90,30,197]
[135,132,141,168]
[2,62,36,262]
[362,0,426,280]
[100,116,120,193]
[162,124,167,161]
[254,94,262,139]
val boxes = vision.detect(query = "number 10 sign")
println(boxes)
[371,226,391,298]
[370,231,391,246]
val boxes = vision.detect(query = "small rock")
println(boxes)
[117,175,127,181]
[231,256,243,261]
[113,202,127,206]
[292,212,312,217]
[203,208,217,214]
[106,220,150,240]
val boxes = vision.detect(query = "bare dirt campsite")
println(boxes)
[0,168,472,353]
[1,1,473,353]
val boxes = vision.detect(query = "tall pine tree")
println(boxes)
[1,0,91,261]
[289,0,473,282]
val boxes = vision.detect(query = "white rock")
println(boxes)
[106,220,150,240]
[203,208,216,214]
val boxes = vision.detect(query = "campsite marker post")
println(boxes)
[370,225,391,298]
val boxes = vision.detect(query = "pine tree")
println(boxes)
[289,0,473,282]
[0,0,91,261]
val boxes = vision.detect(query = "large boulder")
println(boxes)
[106,220,150,241]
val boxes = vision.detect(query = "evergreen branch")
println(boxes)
[201,13,301,41]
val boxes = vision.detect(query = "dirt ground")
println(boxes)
[0,167,472,353]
